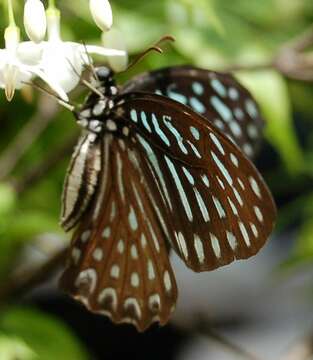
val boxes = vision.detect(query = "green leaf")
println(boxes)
[0,183,16,217]
[7,211,60,243]
[0,307,88,360]
[176,0,225,35]
[236,70,304,173]
[0,333,36,360]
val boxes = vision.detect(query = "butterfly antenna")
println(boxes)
[153,35,175,48]
[123,35,175,72]
[66,57,104,99]
[81,41,98,81]
[81,79,105,98]
[23,81,76,112]
[124,46,163,72]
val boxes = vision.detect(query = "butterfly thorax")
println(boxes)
[75,66,124,137]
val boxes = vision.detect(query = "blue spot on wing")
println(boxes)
[190,97,206,114]
[192,82,204,95]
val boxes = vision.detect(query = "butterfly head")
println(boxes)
[95,66,114,84]
[74,66,119,135]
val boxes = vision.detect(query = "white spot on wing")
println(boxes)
[210,233,221,258]
[131,272,140,287]
[124,298,142,319]
[211,151,233,186]
[98,287,118,310]
[110,264,120,279]
[165,155,193,222]
[210,133,225,155]
[128,206,138,231]
[131,244,139,259]
[71,248,81,264]
[226,231,237,250]
[163,271,172,292]
[75,268,97,294]
[148,260,156,280]
[249,176,262,198]
[102,227,111,239]
[177,231,188,259]
[194,189,210,222]
[194,235,205,264]
[93,248,103,262]
[239,222,251,247]
[254,206,264,222]
[149,294,161,312]
[230,153,239,167]
[228,197,238,216]
[250,222,259,238]
[117,239,125,254]
[213,196,226,218]
[81,230,91,243]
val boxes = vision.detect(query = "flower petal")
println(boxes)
[17,41,43,65]
[89,0,113,32]
[24,0,47,43]
[31,67,69,101]
[83,45,126,57]
[102,29,128,72]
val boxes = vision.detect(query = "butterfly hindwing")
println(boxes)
[60,134,177,331]
[113,93,276,271]
[123,65,264,159]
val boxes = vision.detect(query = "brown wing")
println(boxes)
[112,92,276,272]
[60,134,177,332]
[123,65,264,159]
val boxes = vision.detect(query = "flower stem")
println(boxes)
[7,0,16,26]
[48,0,56,9]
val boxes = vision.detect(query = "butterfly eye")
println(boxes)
[95,66,114,82]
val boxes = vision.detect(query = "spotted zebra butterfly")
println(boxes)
[59,65,276,332]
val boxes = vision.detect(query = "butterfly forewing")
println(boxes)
[113,93,276,271]
[123,65,264,159]
[60,134,177,331]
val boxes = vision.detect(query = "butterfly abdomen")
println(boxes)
[61,134,102,231]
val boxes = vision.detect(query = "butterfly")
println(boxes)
[59,64,276,332]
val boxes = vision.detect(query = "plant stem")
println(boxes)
[48,0,56,9]
[196,319,264,360]
[0,95,59,181]
[7,0,16,26]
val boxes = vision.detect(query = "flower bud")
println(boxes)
[89,0,113,32]
[24,0,47,43]
[102,29,128,72]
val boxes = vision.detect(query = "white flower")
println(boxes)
[36,8,126,101]
[0,1,127,102]
[0,26,42,101]
[89,0,113,32]
[24,0,47,43]
[102,29,128,72]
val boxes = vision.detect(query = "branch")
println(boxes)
[283,335,313,360]
[195,318,264,360]
[13,134,78,195]
[0,94,60,181]
[0,247,67,302]
[225,25,313,82]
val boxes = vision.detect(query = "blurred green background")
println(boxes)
[0,0,312,358]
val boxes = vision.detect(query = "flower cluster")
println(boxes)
[0,0,127,102]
